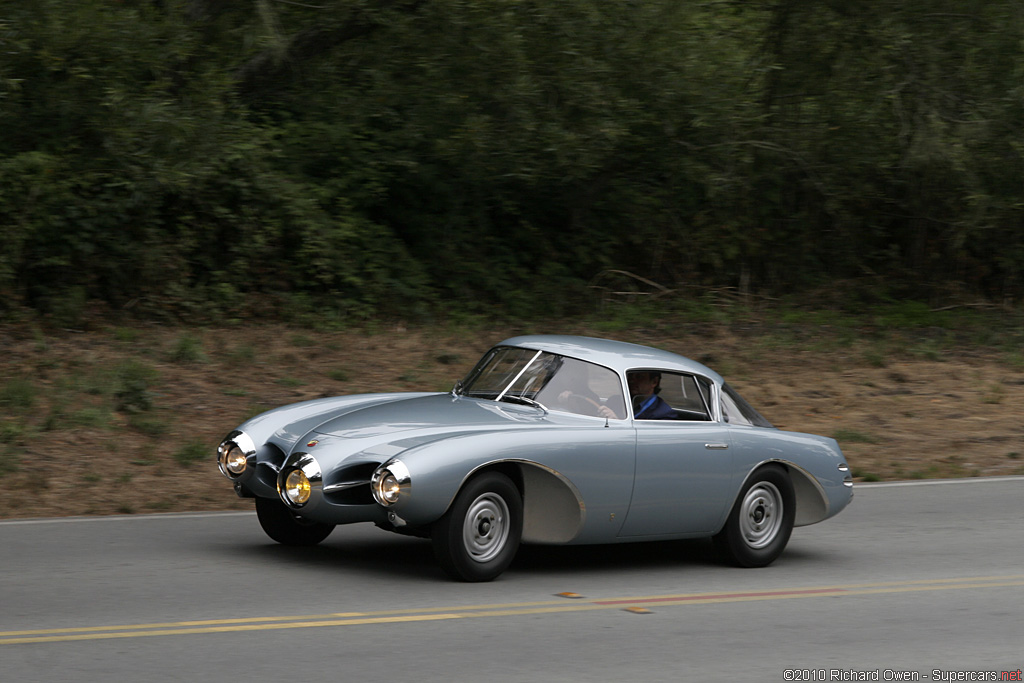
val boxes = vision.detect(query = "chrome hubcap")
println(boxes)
[739,482,783,549]
[463,493,509,563]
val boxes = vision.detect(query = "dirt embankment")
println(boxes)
[1,323,1022,519]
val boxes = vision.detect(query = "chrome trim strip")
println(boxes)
[323,480,371,494]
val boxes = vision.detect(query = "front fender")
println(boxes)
[384,425,636,543]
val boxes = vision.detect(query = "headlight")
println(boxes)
[217,431,256,479]
[225,447,247,474]
[284,469,311,505]
[371,460,411,507]
[277,453,322,509]
[378,473,401,504]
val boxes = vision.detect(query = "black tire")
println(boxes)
[255,496,335,546]
[715,465,795,568]
[432,472,523,582]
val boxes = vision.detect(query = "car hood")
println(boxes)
[312,393,540,440]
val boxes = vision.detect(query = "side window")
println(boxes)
[630,370,711,421]
[535,358,627,419]
[659,373,712,420]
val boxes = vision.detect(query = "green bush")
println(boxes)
[0,379,35,411]
[1,1,1023,321]
[172,440,208,467]
[114,361,159,413]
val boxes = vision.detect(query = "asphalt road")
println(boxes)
[2,477,1023,682]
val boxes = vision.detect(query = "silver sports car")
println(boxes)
[217,335,853,581]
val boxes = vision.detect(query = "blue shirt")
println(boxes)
[635,394,676,420]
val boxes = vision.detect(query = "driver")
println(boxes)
[539,361,620,419]
[627,371,676,419]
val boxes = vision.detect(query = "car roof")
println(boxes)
[497,335,724,384]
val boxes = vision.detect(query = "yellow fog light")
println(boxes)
[284,469,311,506]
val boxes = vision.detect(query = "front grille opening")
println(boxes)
[324,462,378,505]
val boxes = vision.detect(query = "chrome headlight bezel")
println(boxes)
[277,453,322,509]
[371,460,411,507]
[217,430,257,479]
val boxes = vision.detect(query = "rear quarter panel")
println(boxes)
[728,425,853,524]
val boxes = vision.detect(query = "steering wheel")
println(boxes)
[565,392,607,417]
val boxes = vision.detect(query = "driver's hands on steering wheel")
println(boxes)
[559,390,618,419]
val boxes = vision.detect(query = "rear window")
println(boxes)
[720,384,774,428]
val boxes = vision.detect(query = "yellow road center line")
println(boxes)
[591,574,1024,605]
[0,600,573,638]
[3,575,1022,645]
[0,614,466,646]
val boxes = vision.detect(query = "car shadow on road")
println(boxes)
[229,533,730,581]
[232,533,443,579]
[511,538,722,576]
[225,528,838,583]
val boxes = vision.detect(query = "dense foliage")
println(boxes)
[2,0,1022,323]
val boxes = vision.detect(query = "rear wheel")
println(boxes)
[255,497,335,546]
[432,472,523,582]
[715,466,795,567]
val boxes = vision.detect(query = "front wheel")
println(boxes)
[715,466,795,567]
[255,497,335,546]
[432,472,523,582]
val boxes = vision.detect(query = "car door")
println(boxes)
[618,371,736,537]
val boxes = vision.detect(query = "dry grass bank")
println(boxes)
[1,321,1022,519]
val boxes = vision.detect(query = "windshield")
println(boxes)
[459,347,627,419]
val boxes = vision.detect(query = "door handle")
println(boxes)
[704,443,729,450]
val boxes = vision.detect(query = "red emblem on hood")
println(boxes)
[306,439,319,448]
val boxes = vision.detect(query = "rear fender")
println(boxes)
[729,460,829,528]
